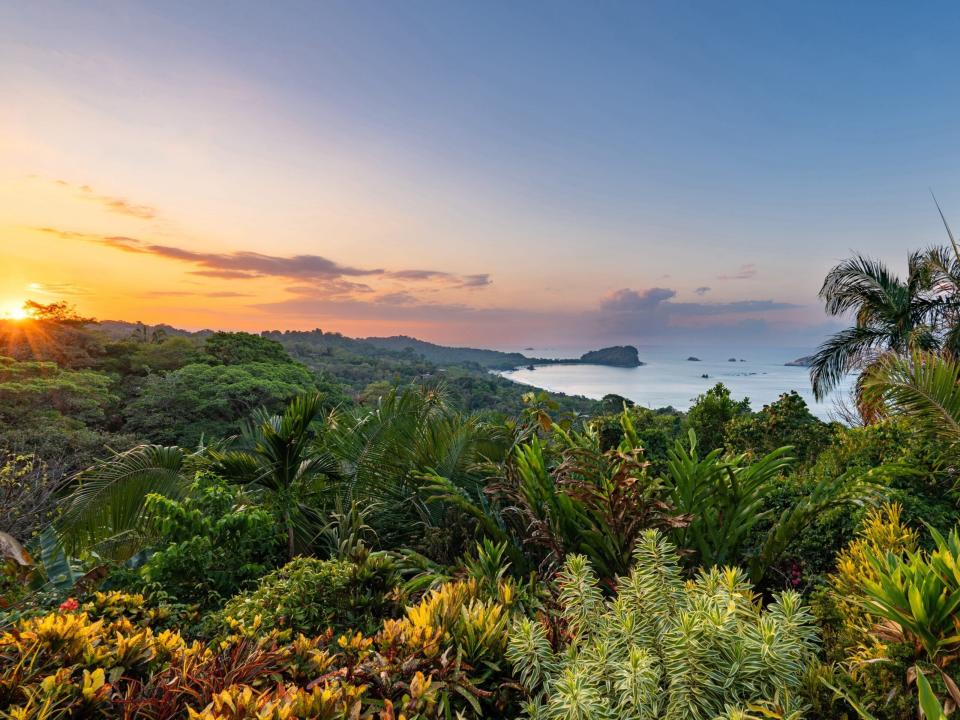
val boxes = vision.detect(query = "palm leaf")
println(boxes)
[862,352,960,444]
[58,445,187,559]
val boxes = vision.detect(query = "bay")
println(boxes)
[498,346,853,420]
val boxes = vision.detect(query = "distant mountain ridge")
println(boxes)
[90,323,641,369]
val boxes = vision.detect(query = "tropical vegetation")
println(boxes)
[4,219,960,718]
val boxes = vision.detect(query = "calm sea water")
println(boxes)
[498,346,853,420]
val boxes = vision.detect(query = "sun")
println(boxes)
[1,302,30,321]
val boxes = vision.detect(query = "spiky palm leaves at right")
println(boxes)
[862,351,960,447]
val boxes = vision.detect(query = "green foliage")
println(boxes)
[685,382,750,453]
[58,444,190,560]
[217,554,400,636]
[124,474,283,608]
[726,391,837,464]
[861,526,960,664]
[664,430,874,584]
[327,385,506,559]
[211,393,334,558]
[0,453,67,541]
[507,530,819,719]
[124,360,317,445]
[664,431,792,570]
[863,351,960,448]
[478,409,688,581]
[0,356,131,477]
[203,331,293,366]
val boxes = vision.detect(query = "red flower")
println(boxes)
[59,598,79,612]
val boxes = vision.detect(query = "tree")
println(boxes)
[862,351,960,447]
[327,385,507,559]
[210,393,335,559]
[725,391,836,463]
[123,361,317,445]
[684,382,749,452]
[810,252,940,400]
[22,300,95,326]
[0,356,129,478]
[203,331,292,366]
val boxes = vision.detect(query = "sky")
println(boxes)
[2,1,959,349]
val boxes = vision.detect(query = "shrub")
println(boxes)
[0,582,517,718]
[113,474,284,609]
[217,553,401,637]
[507,529,819,719]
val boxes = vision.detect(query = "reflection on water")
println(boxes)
[498,347,852,420]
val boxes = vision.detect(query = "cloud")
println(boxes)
[377,291,419,305]
[52,179,157,220]
[141,290,253,298]
[34,226,492,301]
[718,263,757,280]
[249,282,806,348]
[388,270,491,289]
[695,286,711,295]
[26,282,92,296]
[667,299,798,316]
[599,287,677,312]
[593,286,799,339]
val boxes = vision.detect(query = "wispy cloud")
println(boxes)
[141,290,253,298]
[51,179,157,220]
[26,281,92,296]
[718,263,757,280]
[34,227,492,296]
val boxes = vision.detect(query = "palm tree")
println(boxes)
[810,251,939,399]
[210,393,335,559]
[325,384,506,549]
[58,395,333,562]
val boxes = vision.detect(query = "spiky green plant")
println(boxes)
[507,530,819,720]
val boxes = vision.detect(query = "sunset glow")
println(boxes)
[1,303,29,322]
[2,3,959,348]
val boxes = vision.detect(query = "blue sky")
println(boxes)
[1,1,959,347]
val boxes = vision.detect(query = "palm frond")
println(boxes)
[58,444,187,559]
[862,351,960,444]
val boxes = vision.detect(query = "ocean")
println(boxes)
[497,346,853,420]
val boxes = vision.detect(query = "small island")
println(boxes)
[785,355,815,367]
[687,356,701,361]
[578,345,643,368]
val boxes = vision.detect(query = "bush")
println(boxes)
[0,583,517,718]
[108,474,284,610]
[507,529,819,719]
[217,553,401,637]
